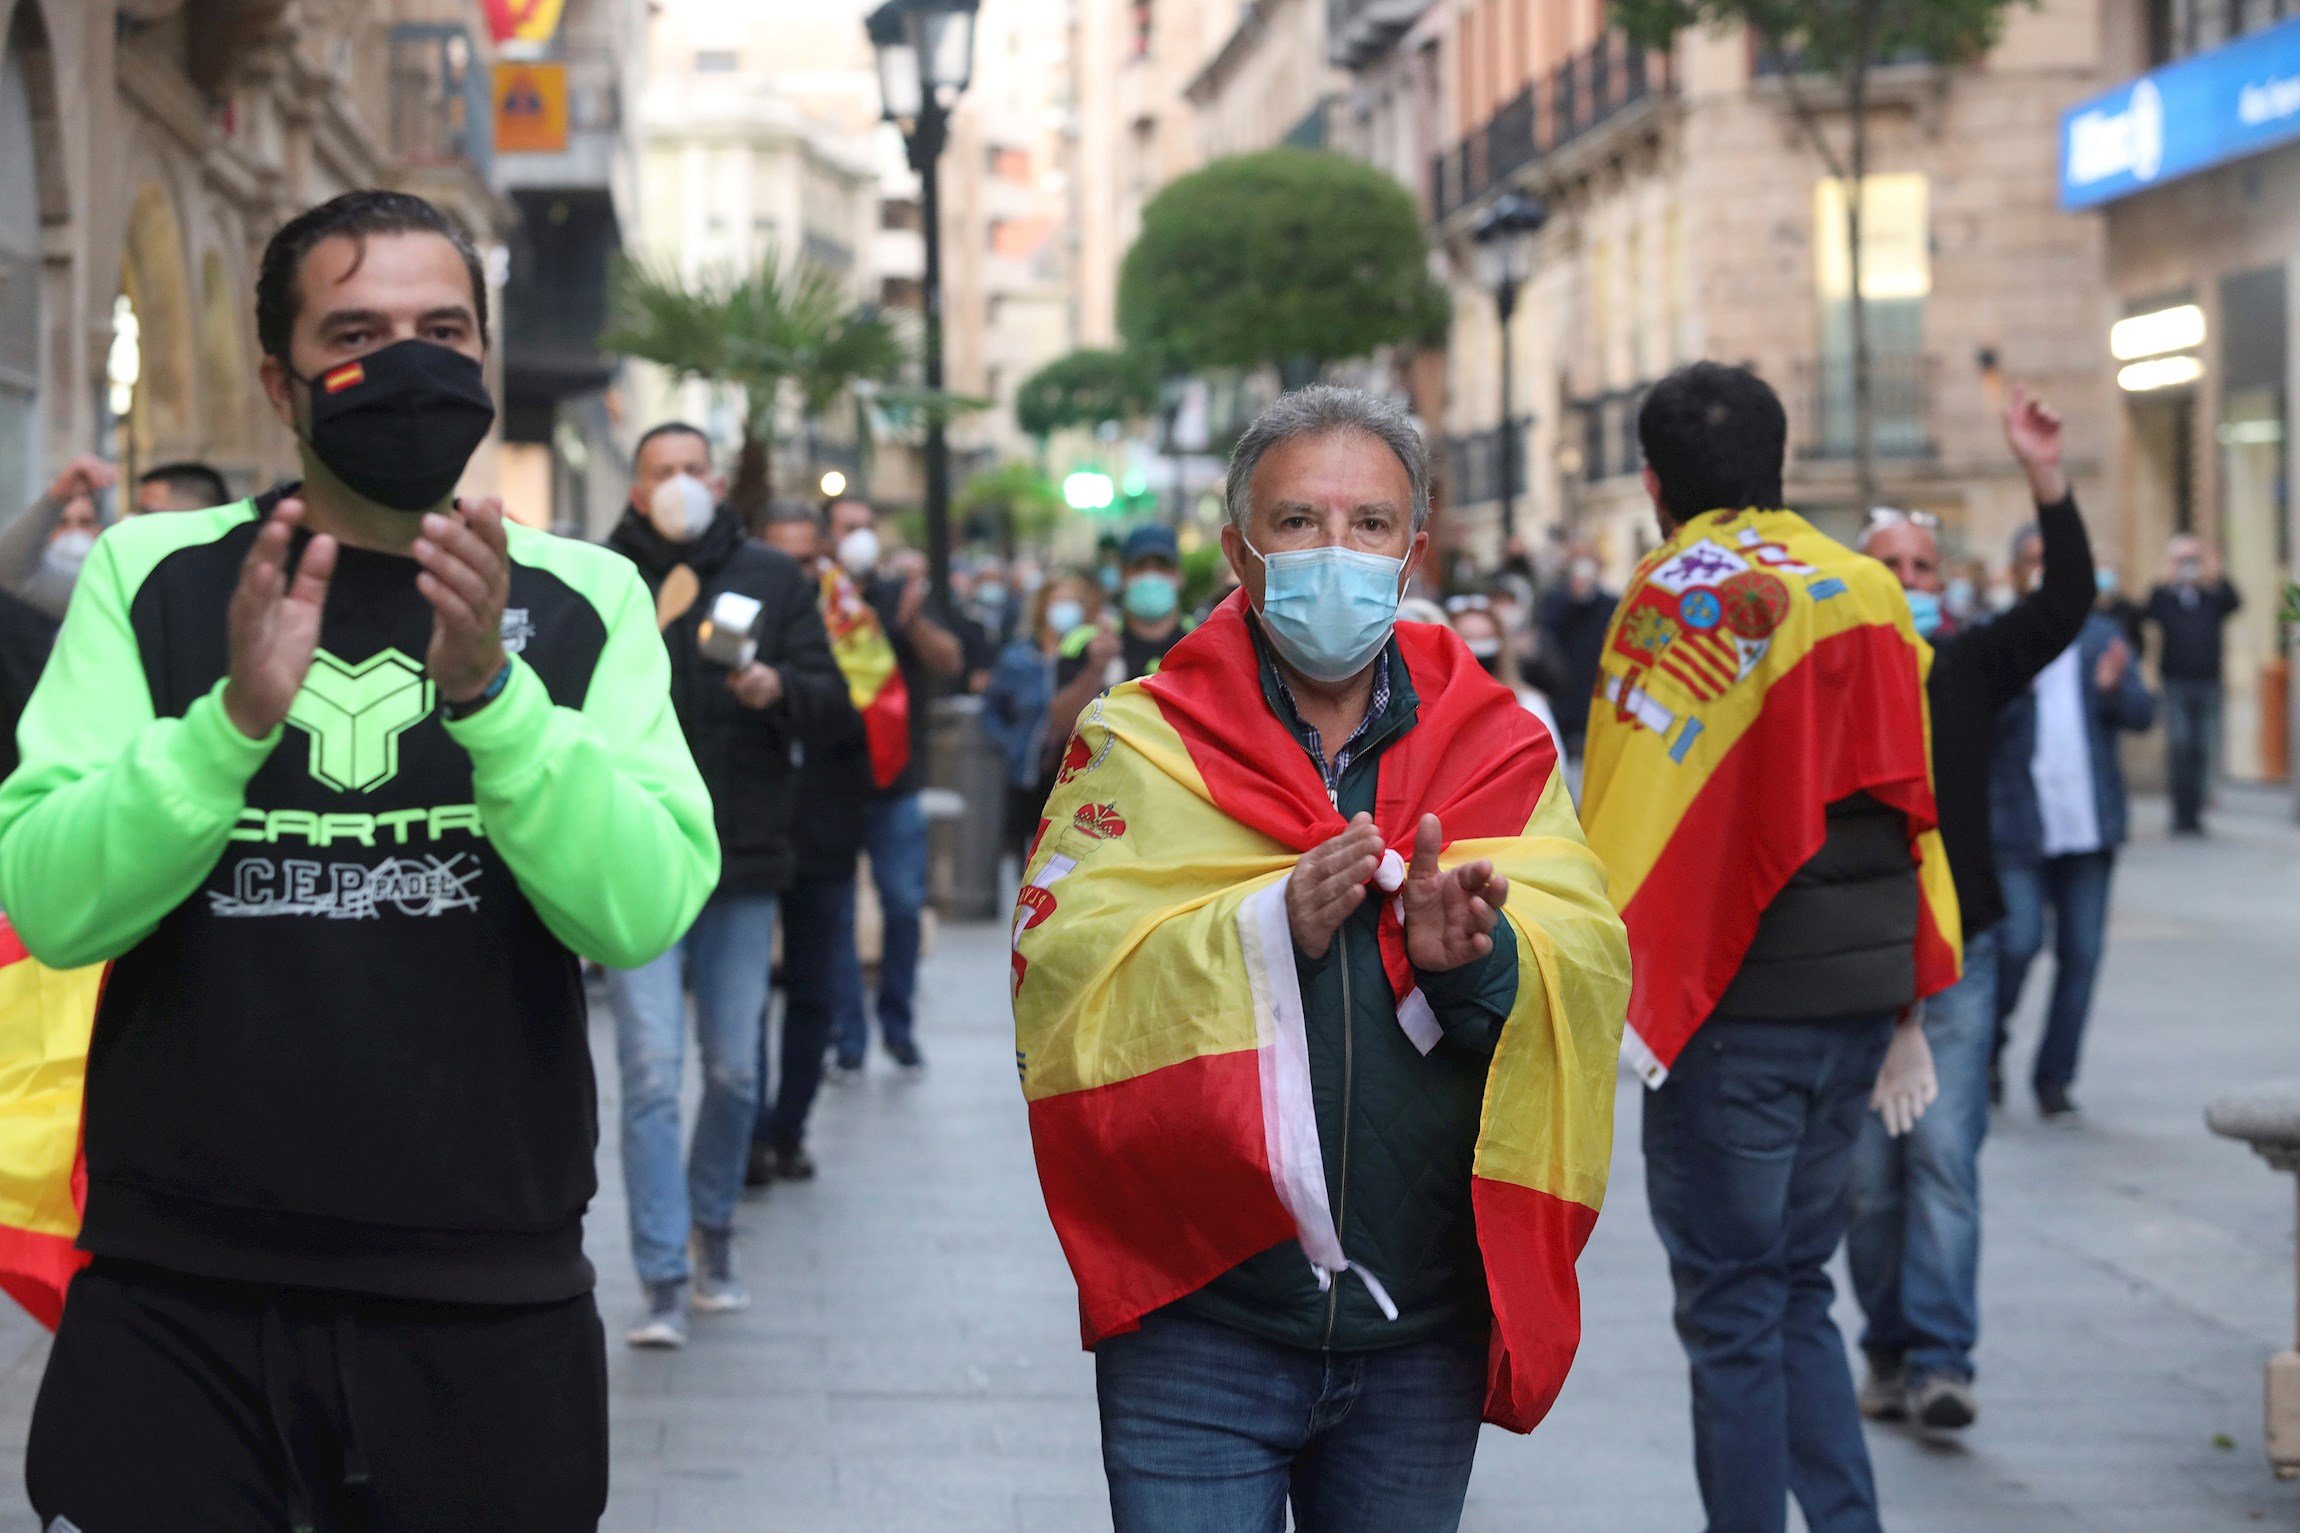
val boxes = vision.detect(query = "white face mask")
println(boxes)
[837,526,882,576]
[44,528,96,579]
[646,473,715,542]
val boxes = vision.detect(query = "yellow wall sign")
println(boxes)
[493,62,569,155]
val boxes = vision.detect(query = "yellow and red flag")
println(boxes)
[820,567,911,790]
[1012,595,1630,1432]
[1581,508,1961,1084]
[481,0,569,45]
[0,919,99,1328]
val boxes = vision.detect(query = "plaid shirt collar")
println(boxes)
[1268,648,1394,799]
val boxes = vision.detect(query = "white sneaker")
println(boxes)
[690,1227,752,1313]
[626,1280,688,1348]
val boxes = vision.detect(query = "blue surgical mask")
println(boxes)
[1045,599,1085,636]
[1248,537,1406,683]
[1905,587,1943,639]
[1123,572,1178,622]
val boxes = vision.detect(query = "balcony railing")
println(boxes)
[1431,36,1667,221]
[388,24,493,184]
[1794,353,1937,462]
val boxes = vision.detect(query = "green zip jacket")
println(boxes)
[1168,638,1521,1351]
[0,499,717,1302]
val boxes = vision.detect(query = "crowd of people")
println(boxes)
[0,183,2255,1533]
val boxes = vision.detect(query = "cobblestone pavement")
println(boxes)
[3,792,2298,1531]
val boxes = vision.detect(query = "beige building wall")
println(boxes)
[1,0,511,512]
[1420,0,2118,593]
[1071,0,1233,349]
[1186,0,1348,160]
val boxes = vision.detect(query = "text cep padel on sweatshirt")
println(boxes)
[0,500,719,1304]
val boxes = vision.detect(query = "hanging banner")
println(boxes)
[481,0,570,46]
[493,62,569,155]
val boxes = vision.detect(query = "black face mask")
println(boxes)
[295,338,496,512]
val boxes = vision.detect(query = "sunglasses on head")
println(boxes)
[1865,506,1941,531]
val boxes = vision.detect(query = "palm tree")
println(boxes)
[604,252,910,521]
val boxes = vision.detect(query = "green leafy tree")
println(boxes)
[604,253,908,520]
[957,461,1065,553]
[1117,150,1449,379]
[1613,0,2023,508]
[1014,348,1158,441]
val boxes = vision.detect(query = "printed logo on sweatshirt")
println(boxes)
[207,853,484,920]
[286,649,436,793]
[230,803,487,847]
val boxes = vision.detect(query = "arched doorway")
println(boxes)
[0,7,43,509]
[114,179,197,485]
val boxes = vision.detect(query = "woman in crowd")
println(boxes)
[983,570,1102,873]
[1448,592,1562,742]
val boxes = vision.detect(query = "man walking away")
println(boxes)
[1847,387,2095,1432]
[751,503,869,1182]
[2144,534,2239,835]
[1016,386,1629,1530]
[605,427,848,1346]
[1582,362,1962,1533]
[1991,529,2157,1119]
[824,497,963,1073]
[2,189,717,1530]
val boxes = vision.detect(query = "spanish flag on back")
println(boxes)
[1012,595,1630,1432]
[820,567,911,790]
[0,918,98,1328]
[1580,508,1962,1085]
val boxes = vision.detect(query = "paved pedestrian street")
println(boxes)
[3,793,2299,1531]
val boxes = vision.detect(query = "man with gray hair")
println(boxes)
[1013,385,1629,1530]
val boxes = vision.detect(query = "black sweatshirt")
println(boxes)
[1929,494,2094,937]
[0,503,718,1303]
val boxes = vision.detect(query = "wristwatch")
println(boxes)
[443,659,513,721]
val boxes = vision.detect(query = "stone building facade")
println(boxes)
[0,0,513,517]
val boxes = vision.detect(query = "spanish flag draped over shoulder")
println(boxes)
[0,918,99,1327]
[1012,593,1630,1432]
[1580,508,1961,1086]
[820,567,911,790]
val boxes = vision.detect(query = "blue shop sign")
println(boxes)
[2060,17,2300,209]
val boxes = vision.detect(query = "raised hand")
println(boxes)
[45,454,118,508]
[727,661,783,710]
[2002,384,2068,505]
[2096,634,2131,693]
[1287,812,1385,961]
[416,496,511,702]
[1400,813,1509,973]
[223,497,336,739]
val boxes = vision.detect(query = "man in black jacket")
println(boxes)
[1536,551,1615,760]
[1846,387,2094,1432]
[751,504,869,1183]
[604,424,849,1348]
[2145,534,2241,834]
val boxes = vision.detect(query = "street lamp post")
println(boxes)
[867,0,978,607]
[1471,193,1549,545]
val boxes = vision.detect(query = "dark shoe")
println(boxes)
[771,1141,817,1181]
[825,1057,864,1084]
[1859,1356,1908,1422]
[887,1039,924,1071]
[1907,1372,1978,1429]
[744,1141,776,1189]
[2036,1081,2079,1119]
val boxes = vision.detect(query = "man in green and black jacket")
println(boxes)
[0,190,716,1530]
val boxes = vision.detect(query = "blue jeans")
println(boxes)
[2163,679,2221,831]
[755,874,862,1147]
[1094,1311,1486,1533]
[844,791,927,1063]
[1994,850,2115,1092]
[607,891,776,1285]
[1644,1015,1895,1533]
[1846,927,2000,1382]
